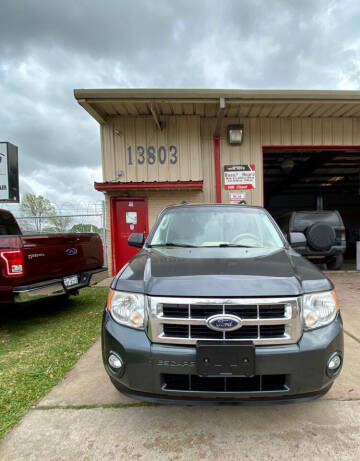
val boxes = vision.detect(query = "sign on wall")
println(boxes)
[104,116,202,184]
[0,142,19,202]
[126,145,178,166]
[224,164,256,190]
[229,191,246,204]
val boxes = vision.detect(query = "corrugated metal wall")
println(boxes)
[204,117,360,206]
[101,115,360,274]
[101,116,360,207]
[102,116,202,183]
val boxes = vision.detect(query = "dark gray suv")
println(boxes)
[276,211,346,270]
[102,205,343,404]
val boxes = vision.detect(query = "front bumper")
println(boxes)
[297,246,345,259]
[13,267,108,303]
[102,311,344,404]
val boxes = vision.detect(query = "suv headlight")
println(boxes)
[106,290,145,329]
[302,290,339,330]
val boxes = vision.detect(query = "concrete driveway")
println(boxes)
[1,273,360,460]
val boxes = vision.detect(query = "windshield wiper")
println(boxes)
[149,242,197,248]
[217,243,256,248]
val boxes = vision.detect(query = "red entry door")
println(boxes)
[110,197,149,275]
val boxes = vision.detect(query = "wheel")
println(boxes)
[327,254,343,270]
[306,223,336,251]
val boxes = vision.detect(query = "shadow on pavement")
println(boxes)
[0,295,74,325]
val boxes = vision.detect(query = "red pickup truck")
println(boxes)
[0,209,108,303]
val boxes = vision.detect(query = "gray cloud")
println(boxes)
[1,0,360,205]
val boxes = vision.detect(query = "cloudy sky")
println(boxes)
[1,0,360,208]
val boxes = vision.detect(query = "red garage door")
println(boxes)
[110,197,149,275]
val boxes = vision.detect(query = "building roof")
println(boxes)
[74,88,360,124]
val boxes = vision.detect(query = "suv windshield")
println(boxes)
[150,207,284,248]
[294,212,341,231]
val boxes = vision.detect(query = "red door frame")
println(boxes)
[262,145,360,207]
[110,196,149,275]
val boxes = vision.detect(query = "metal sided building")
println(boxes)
[74,89,360,275]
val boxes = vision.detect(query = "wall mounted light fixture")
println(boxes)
[227,125,244,145]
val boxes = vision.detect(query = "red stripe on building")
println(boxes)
[94,180,203,191]
[214,136,222,203]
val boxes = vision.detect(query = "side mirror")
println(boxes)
[288,232,306,248]
[128,233,145,248]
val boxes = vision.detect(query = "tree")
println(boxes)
[70,223,101,233]
[47,216,73,233]
[20,193,55,232]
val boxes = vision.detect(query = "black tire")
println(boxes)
[327,254,343,271]
[306,223,336,251]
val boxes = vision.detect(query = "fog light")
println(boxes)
[108,353,123,370]
[328,355,341,370]
[327,352,342,377]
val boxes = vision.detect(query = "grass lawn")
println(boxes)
[0,287,108,439]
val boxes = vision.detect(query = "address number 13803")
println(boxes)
[127,145,178,165]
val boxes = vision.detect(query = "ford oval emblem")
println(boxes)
[207,314,242,332]
[65,248,77,256]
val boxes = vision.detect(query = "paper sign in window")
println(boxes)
[126,212,137,224]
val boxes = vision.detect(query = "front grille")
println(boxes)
[190,325,223,339]
[191,305,223,318]
[260,325,285,337]
[162,374,287,392]
[259,305,285,318]
[226,326,259,339]
[162,304,189,318]
[147,296,301,346]
[162,304,285,319]
[163,324,188,338]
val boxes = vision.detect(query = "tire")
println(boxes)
[327,254,343,271]
[306,223,336,251]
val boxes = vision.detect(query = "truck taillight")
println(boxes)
[341,227,346,241]
[0,250,25,276]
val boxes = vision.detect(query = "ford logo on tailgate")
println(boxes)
[207,314,242,332]
[65,248,77,256]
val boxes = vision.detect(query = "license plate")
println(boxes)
[63,275,79,287]
[196,341,255,377]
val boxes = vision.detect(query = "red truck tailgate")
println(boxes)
[21,233,103,284]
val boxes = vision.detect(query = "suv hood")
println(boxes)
[113,247,332,297]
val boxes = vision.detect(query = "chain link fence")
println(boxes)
[1,201,107,265]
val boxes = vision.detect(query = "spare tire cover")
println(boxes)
[306,223,336,251]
